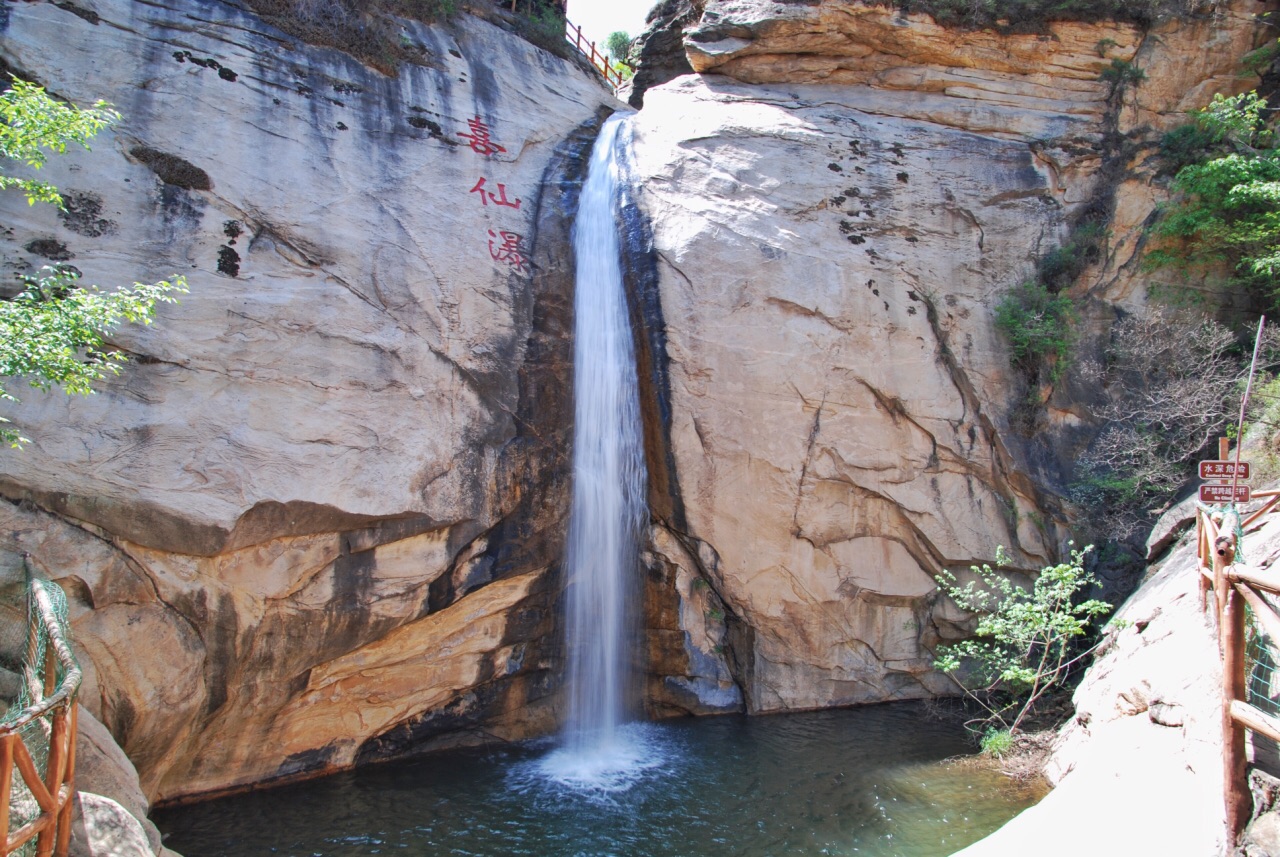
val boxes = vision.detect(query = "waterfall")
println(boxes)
[540,113,652,790]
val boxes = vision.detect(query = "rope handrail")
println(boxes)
[0,576,80,736]
[0,558,81,857]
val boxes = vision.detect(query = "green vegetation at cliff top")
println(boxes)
[246,0,569,73]
[888,0,1201,30]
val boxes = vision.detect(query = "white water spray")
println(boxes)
[538,113,655,791]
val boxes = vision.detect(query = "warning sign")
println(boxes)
[1199,460,1251,481]
[1200,484,1252,503]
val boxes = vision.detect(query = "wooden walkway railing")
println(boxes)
[565,20,625,90]
[1200,486,1280,842]
[0,576,80,857]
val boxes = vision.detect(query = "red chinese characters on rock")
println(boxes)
[470,177,522,209]
[488,230,530,274]
[459,116,507,157]
[458,115,529,275]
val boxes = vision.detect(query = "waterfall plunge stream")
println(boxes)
[537,113,657,791]
[156,117,1047,857]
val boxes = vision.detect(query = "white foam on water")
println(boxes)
[518,723,671,799]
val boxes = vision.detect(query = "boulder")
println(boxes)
[76,707,163,855]
[69,793,153,857]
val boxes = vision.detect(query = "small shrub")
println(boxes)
[1100,58,1145,86]
[980,727,1014,757]
[994,281,1077,384]
[934,544,1112,736]
[505,0,571,60]
[1037,222,1106,290]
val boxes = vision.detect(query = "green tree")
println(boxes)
[1147,91,1280,305]
[605,30,631,64]
[934,544,1113,749]
[994,279,1077,384]
[0,76,187,447]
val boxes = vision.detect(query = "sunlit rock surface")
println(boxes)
[627,0,1268,712]
[955,514,1238,856]
[0,0,617,802]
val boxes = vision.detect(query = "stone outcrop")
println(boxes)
[626,0,706,109]
[0,0,619,802]
[624,0,1270,712]
[76,708,167,856]
[955,490,1279,855]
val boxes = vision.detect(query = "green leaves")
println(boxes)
[1148,90,1280,305]
[0,76,187,448]
[0,77,119,207]
[605,31,632,64]
[934,544,1112,736]
[994,280,1078,384]
[0,267,187,447]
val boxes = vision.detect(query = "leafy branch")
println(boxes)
[0,76,187,447]
[0,77,119,207]
[934,544,1113,741]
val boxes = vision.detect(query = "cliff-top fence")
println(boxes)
[565,20,624,90]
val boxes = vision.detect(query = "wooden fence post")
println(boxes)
[1224,582,1250,841]
[0,734,13,857]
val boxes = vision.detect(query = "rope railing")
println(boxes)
[0,561,80,857]
[564,20,625,90]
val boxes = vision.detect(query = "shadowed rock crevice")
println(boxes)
[352,110,612,766]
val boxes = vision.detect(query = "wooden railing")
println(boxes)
[1199,489,1280,842]
[0,577,80,857]
[565,20,625,90]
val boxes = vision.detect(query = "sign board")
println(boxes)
[1200,460,1251,481]
[1200,483,1252,503]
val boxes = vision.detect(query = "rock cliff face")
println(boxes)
[0,0,1271,808]
[624,0,1269,712]
[0,0,617,801]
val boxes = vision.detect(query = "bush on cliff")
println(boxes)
[0,77,186,447]
[247,0,572,73]
[1148,92,1280,309]
[1072,312,1261,540]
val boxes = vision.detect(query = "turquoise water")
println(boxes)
[155,702,1041,857]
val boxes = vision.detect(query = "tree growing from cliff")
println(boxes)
[1072,311,1261,540]
[0,76,186,448]
[1147,91,1280,307]
[934,544,1112,749]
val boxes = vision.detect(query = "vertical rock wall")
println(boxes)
[623,0,1271,713]
[0,0,619,802]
